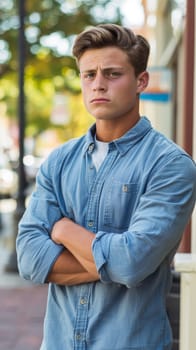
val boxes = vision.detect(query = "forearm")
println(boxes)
[48,249,85,274]
[47,249,99,285]
[51,218,99,277]
[63,224,98,276]
[47,271,98,285]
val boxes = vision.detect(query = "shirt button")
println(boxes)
[75,333,82,341]
[122,184,128,192]
[80,298,87,305]
[88,221,94,227]
[88,144,94,152]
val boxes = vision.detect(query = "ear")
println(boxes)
[136,71,149,93]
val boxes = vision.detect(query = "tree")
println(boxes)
[0,0,123,143]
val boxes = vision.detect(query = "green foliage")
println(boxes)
[0,0,123,146]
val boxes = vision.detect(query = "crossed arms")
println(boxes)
[47,217,100,285]
[17,148,196,287]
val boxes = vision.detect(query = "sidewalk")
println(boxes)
[0,200,48,350]
[0,285,47,350]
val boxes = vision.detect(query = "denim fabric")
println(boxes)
[16,117,196,350]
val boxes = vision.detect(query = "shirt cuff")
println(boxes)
[92,231,113,283]
[42,243,65,283]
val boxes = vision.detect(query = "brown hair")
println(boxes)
[72,23,150,76]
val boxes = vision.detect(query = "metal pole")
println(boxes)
[5,0,26,272]
[17,0,26,209]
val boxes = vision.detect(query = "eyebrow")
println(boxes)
[80,67,125,73]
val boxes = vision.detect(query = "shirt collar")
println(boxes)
[83,117,152,156]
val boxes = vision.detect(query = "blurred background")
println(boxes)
[1,0,195,250]
[0,1,195,349]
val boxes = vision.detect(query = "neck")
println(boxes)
[95,115,140,142]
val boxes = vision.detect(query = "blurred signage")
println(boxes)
[140,67,172,103]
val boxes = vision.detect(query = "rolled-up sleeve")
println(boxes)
[16,149,64,284]
[92,155,196,288]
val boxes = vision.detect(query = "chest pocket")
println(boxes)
[103,180,138,230]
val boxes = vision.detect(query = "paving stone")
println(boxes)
[0,286,47,350]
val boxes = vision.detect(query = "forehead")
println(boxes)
[78,46,130,70]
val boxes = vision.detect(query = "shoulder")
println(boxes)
[145,128,196,182]
[48,135,85,161]
[136,122,195,183]
[147,127,193,160]
[38,135,86,178]
[52,135,86,158]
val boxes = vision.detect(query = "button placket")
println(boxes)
[73,285,91,349]
[86,148,118,234]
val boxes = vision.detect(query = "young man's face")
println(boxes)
[79,46,148,124]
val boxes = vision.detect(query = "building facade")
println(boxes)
[141,0,195,253]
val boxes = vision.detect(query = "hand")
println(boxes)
[51,217,98,277]
[51,217,72,245]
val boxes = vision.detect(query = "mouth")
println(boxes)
[90,98,110,104]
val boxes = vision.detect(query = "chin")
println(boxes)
[94,116,113,121]
[91,111,115,120]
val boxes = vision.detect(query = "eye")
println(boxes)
[105,70,122,79]
[81,72,96,80]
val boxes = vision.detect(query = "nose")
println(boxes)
[92,71,107,91]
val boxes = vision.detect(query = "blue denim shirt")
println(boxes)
[17,117,196,350]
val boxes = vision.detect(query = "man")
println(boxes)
[16,24,196,350]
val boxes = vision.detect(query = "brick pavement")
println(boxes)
[0,202,48,350]
[0,285,47,350]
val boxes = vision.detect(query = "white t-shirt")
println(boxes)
[92,137,109,171]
